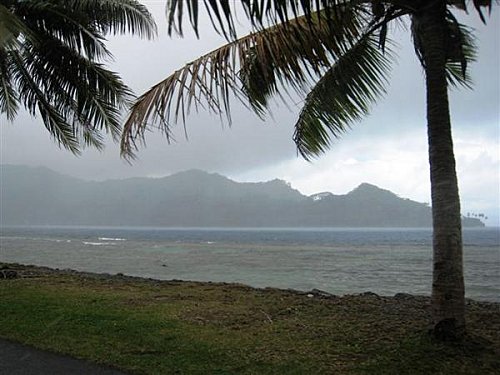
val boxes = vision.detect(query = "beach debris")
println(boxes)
[394,293,414,300]
[360,291,380,298]
[0,269,18,279]
[260,310,273,324]
[309,289,335,298]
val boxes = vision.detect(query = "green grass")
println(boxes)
[0,264,499,374]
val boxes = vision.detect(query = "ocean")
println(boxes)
[1,226,498,302]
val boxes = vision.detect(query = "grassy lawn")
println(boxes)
[1,263,499,374]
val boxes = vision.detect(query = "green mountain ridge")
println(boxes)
[0,165,484,228]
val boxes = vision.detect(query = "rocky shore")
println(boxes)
[2,261,498,323]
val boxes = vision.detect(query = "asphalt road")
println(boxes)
[0,339,128,375]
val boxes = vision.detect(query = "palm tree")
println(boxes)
[0,0,156,153]
[121,0,495,340]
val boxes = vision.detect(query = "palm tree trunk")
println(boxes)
[417,4,465,340]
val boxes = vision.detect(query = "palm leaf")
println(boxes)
[293,34,393,159]
[0,4,34,50]
[20,33,130,141]
[73,0,157,39]
[1,0,156,153]
[239,3,409,115]
[239,6,367,115]
[81,125,106,150]
[472,0,494,23]
[121,6,367,157]
[14,1,110,61]
[167,0,361,38]
[412,9,478,89]
[10,50,80,153]
[0,50,18,120]
[14,0,156,61]
[444,18,477,89]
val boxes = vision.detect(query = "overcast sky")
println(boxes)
[1,2,499,225]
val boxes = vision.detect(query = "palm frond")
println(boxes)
[121,6,367,158]
[448,0,498,22]
[239,6,366,115]
[444,17,477,88]
[0,4,33,50]
[14,0,156,61]
[293,35,394,159]
[10,50,80,153]
[13,1,109,61]
[73,0,157,39]
[0,50,19,120]
[19,33,130,143]
[167,0,360,38]
[472,0,494,23]
[1,0,156,153]
[120,34,252,157]
[81,123,106,150]
[412,9,478,89]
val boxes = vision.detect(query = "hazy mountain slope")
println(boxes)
[0,165,484,227]
[301,184,432,227]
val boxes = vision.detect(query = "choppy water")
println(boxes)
[1,226,498,301]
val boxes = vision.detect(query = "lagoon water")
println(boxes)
[1,226,498,302]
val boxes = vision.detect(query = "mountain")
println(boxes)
[0,165,484,228]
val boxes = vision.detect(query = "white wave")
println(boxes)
[83,241,116,246]
[98,237,126,241]
[43,238,66,243]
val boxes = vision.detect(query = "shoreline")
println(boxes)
[2,262,499,307]
[3,226,498,303]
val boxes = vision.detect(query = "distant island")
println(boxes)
[0,165,484,228]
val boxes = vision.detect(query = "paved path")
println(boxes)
[0,338,127,375]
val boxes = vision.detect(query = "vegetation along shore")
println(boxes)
[1,263,499,374]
